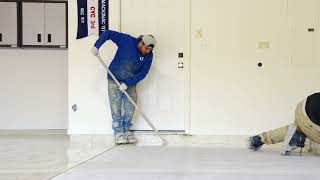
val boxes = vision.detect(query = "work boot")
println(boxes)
[248,135,264,151]
[125,131,137,144]
[115,133,128,145]
[281,124,306,155]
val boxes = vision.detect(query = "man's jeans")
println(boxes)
[108,80,137,135]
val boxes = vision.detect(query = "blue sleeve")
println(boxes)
[93,30,129,49]
[124,55,153,86]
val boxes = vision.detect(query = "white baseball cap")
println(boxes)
[142,35,156,48]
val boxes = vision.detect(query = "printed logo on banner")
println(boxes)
[77,0,109,39]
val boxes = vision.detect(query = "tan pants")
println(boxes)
[259,101,320,145]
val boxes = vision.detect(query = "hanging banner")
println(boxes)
[77,0,109,39]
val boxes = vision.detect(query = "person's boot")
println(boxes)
[281,124,306,155]
[115,133,128,145]
[248,135,264,151]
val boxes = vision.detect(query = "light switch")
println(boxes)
[258,41,269,49]
[195,28,202,39]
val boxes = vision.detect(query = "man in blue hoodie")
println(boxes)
[91,30,156,144]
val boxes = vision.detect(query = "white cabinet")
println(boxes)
[22,2,45,46]
[22,2,67,47]
[0,2,17,47]
[45,3,67,46]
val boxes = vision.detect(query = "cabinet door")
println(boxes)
[45,3,66,46]
[22,2,45,46]
[0,2,17,46]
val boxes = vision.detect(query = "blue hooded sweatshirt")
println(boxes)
[94,30,153,86]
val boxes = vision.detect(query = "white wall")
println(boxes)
[68,0,320,135]
[190,0,320,135]
[68,0,120,134]
[0,49,68,129]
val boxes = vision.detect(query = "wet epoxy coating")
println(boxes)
[1,134,319,180]
[53,145,320,180]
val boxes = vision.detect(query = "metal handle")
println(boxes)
[308,28,315,32]
[37,34,41,42]
[47,34,52,43]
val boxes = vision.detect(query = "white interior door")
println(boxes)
[120,0,187,131]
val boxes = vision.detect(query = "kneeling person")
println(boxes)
[249,92,320,155]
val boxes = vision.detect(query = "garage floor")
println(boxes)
[53,145,320,180]
[1,134,319,180]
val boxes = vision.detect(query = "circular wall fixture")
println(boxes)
[72,104,77,112]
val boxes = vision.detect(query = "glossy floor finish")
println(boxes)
[0,134,114,180]
[1,134,320,180]
[53,145,320,180]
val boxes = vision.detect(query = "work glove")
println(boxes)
[119,83,128,92]
[91,47,99,56]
